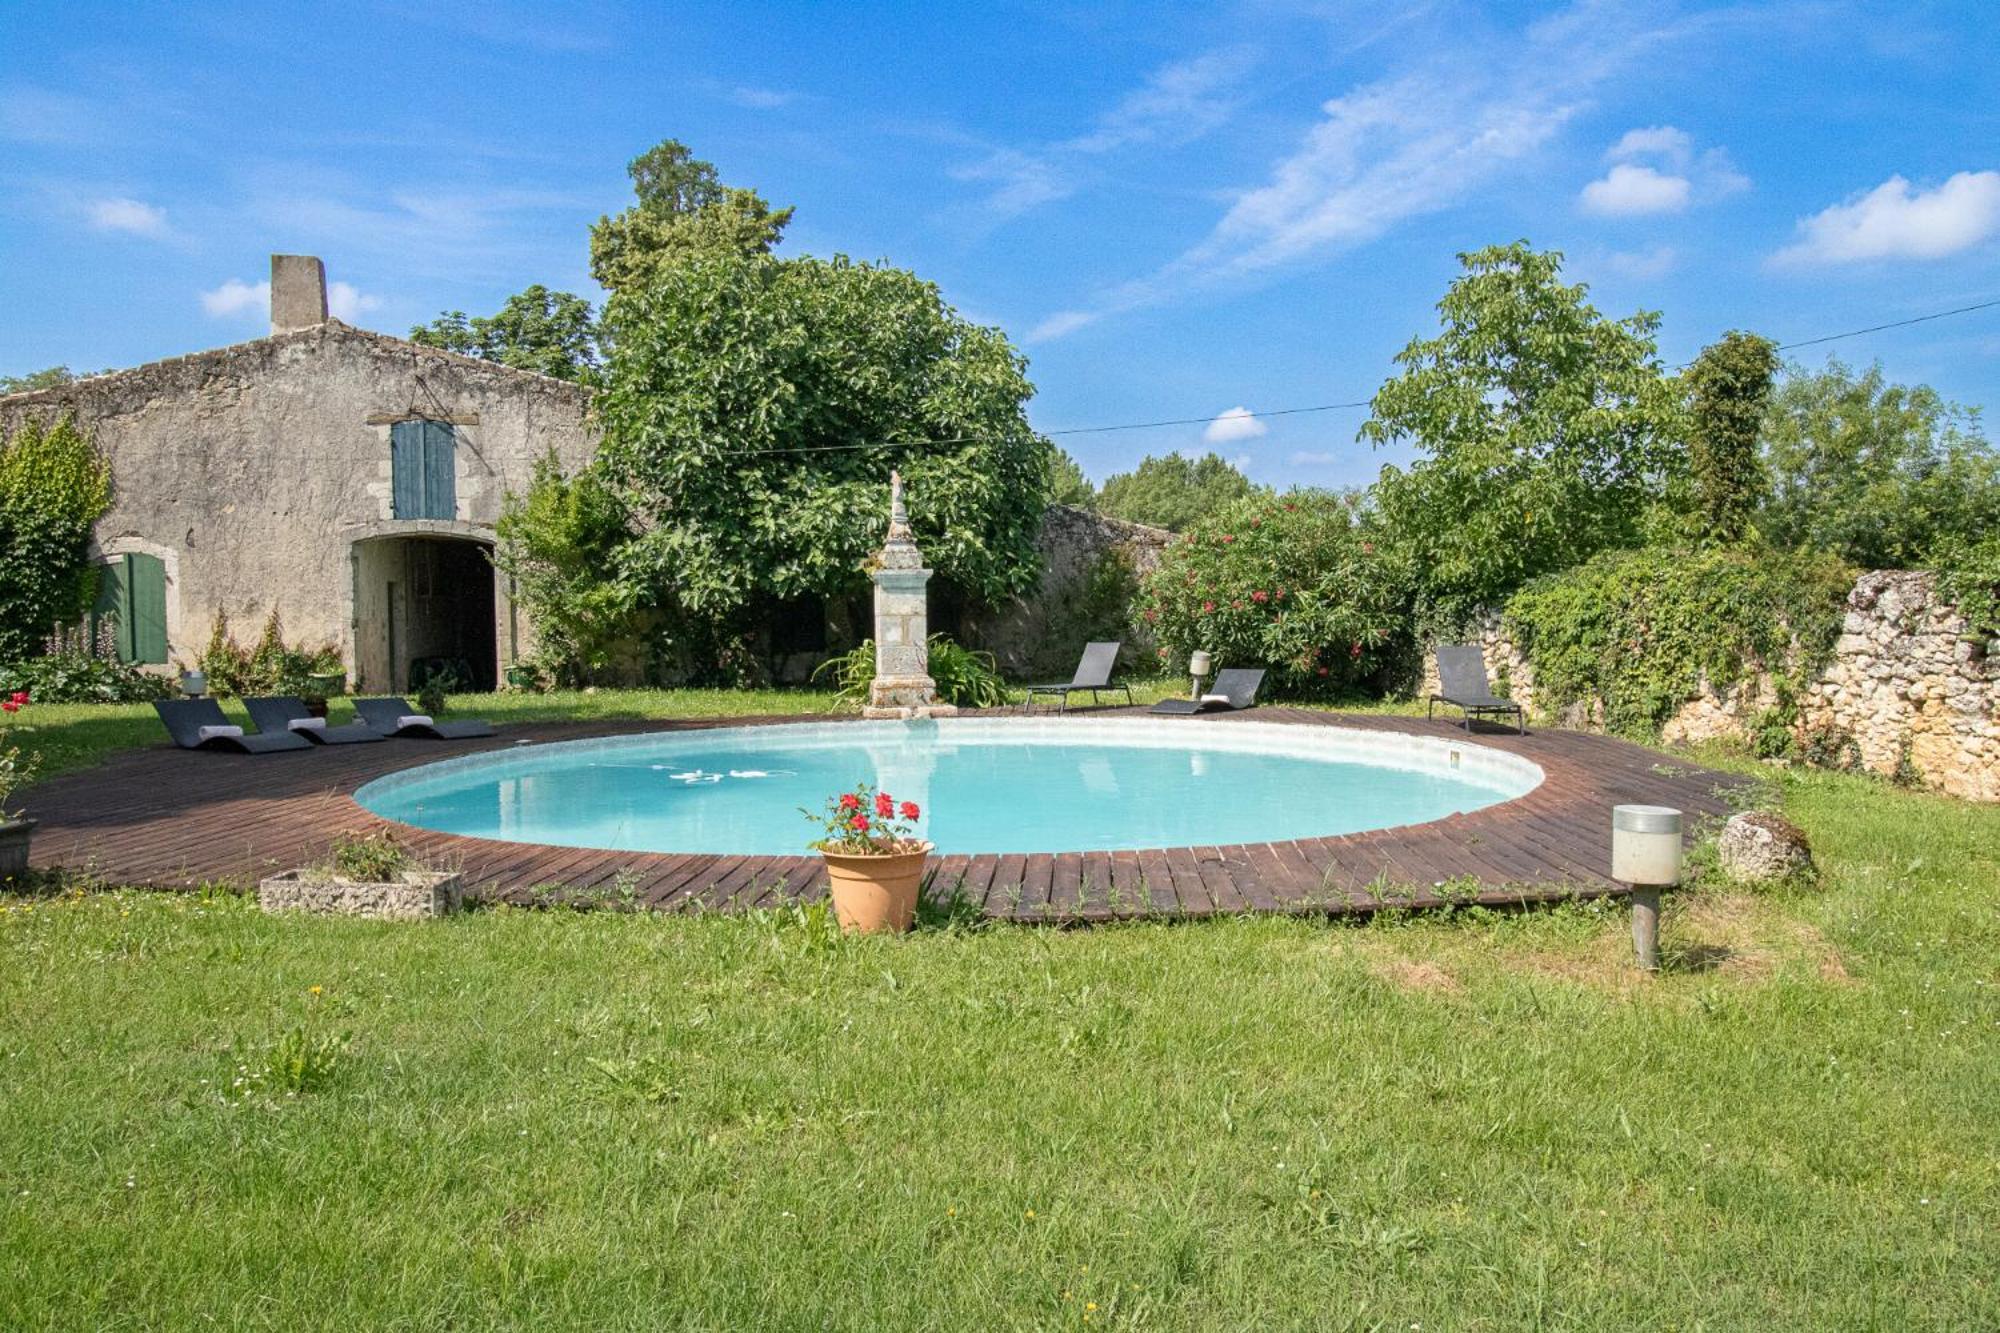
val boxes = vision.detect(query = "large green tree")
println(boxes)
[1046,448,1096,508]
[1759,358,1997,569]
[1685,330,1779,544]
[1361,241,1685,624]
[410,285,603,384]
[597,252,1051,631]
[1098,452,1261,531]
[0,414,112,661]
[589,140,793,293]
[493,452,637,685]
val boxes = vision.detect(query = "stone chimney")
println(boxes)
[269,254,328,333]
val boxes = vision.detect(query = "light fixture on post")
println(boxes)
[1188,649,1212,702]
[1612,804,1683,971]
[179,670,207,700]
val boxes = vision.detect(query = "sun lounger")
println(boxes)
[1150,667,1266,715]
[1022,641,1132,712]
[1427,645,1526,734]
[352,696,496,740]
[244,696,386,745]
[153,698,313,753]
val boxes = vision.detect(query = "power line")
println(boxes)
[1772,296,2000,352]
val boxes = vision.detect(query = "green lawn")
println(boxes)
[2,726,1995,1328]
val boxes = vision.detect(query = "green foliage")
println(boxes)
[1023,548,1142,680]
[589,139,793,292]
[1685,330,1779,544]
[409,285,602,384]
[1933,530,2000,642]
[599,251,1049,630]
[1097,451,1260,531]
[0,414,113,662]
[329,832,412,882]
[1362,242,1687,626]
[0,622,171,704]
[195,610,341,698]
[1504,545,1853,736]
[0,366,90,394]
[1759,358,1999,568]
[493,452,639,687]
[226,1019,351,1101]
[414,665,460,720]
[1046,448,1095,508]
[0,743,35,820]
[1135,491,1412,698]
[813,635,1008,709]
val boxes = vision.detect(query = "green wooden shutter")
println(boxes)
[126,553,168,663]
[391,421,425,519]
[92,557,131,660]
[422,421,457,519]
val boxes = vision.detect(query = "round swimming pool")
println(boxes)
[354,718,1542,856]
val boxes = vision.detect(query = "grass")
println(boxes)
[3,740,1996,1328]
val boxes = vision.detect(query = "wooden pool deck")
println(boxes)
[22,708,1751,922]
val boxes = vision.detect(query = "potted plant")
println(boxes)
[0,691,39,881]
[806,783,930,934]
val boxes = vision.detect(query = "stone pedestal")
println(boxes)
[863,471,958,720]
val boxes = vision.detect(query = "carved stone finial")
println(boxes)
[878,468,922,570]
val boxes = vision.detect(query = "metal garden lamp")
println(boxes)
[1189,649,1213,701]
[1612,804,1683,971]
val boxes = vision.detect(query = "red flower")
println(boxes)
[851,815,870,832]
[1276,588,1286,599]
[1142,609,1158,623]
[1316,666,1329,676]
[7,691,25,705]
[1249,516,1261,527]
[899,801,920,820]
[1202,600,1216,613]
[1218,533,1235,544]
[1361,541,1375,554]
[1350,642,1363,659]
[875,792,895,818]
[839,793,861,810]
[1230,599,1244,610]
[0,701,16,714]
[1251,589,1269,603]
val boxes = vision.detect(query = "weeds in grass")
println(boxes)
[223,994,352,1102]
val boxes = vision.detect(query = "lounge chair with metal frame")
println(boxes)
[1149,667,1266,715]
[1022,641,1132,712]
[1427,645,1527,734]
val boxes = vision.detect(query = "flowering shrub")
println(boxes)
[806,782,925,856]
[0,690,38,818]
[1134,491,1411,698]
[0,621,172,705]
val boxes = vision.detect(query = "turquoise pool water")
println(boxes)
[353,718,1542,856]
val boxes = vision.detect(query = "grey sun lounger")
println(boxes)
[153,697,314,753]
[1023,640,1132,711]
[244,696,386,746]
[1428,645,1526,734]
[353,696,497,740]
[1150,667,1266,715]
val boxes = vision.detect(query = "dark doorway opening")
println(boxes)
[353,535,497,693]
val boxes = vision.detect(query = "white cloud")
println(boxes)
[1773,171,2000,265]
[1203,406,1269,444]
[1027,4,1706,339]
[729,85,797,110]
[87,196,170,237]
[200,278,268,317]
[955,47,1255,224]
[1579,124,1746,216]
[199,277,383,323]
[1581,163,1691,216]
[1602,245,1678,279]
[1288,450,1340,466]
[1027,309,1099,342]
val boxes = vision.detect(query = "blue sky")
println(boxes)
[3,0,1997,488]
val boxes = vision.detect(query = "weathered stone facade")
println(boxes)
[0,256,596,690]
[963,505,1172,678]
[1425,570,2000,801]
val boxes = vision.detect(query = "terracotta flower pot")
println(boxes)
[820,843,932,934]
[0,816,36,883]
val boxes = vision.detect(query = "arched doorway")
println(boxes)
[351,531,498,693]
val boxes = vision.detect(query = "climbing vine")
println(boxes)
[1933,532,2000,642]
[0,414,112,662]
[1503,545,1852,736]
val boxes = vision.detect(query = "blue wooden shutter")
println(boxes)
[126,553,168,663]
[391,421,425,519]
[422,420,457,519]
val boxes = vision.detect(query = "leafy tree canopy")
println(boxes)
[589,139,793,293]
[493,451,638,685]
[597,251,1050,623]
[0,366,90,395]
[1361,241,1686,626]
[1685,330,1778,545]
[1759,358,1997,569]
[1098,451,1261,531]
[410,285,603,384]
[1047,448,1096,508]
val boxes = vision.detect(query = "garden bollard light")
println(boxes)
[1189,649,1212,702]
[1612,804,1683,971]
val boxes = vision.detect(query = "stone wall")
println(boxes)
[0,320,596,687]
[963,505,1172,678]
[1425,570,2000,801]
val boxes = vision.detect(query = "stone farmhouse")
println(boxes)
[0,254,1168,691]
[0,256,596,692]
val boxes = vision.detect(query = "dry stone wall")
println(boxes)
[1424,570,2000,802]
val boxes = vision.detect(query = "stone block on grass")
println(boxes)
[258,869,463,920]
